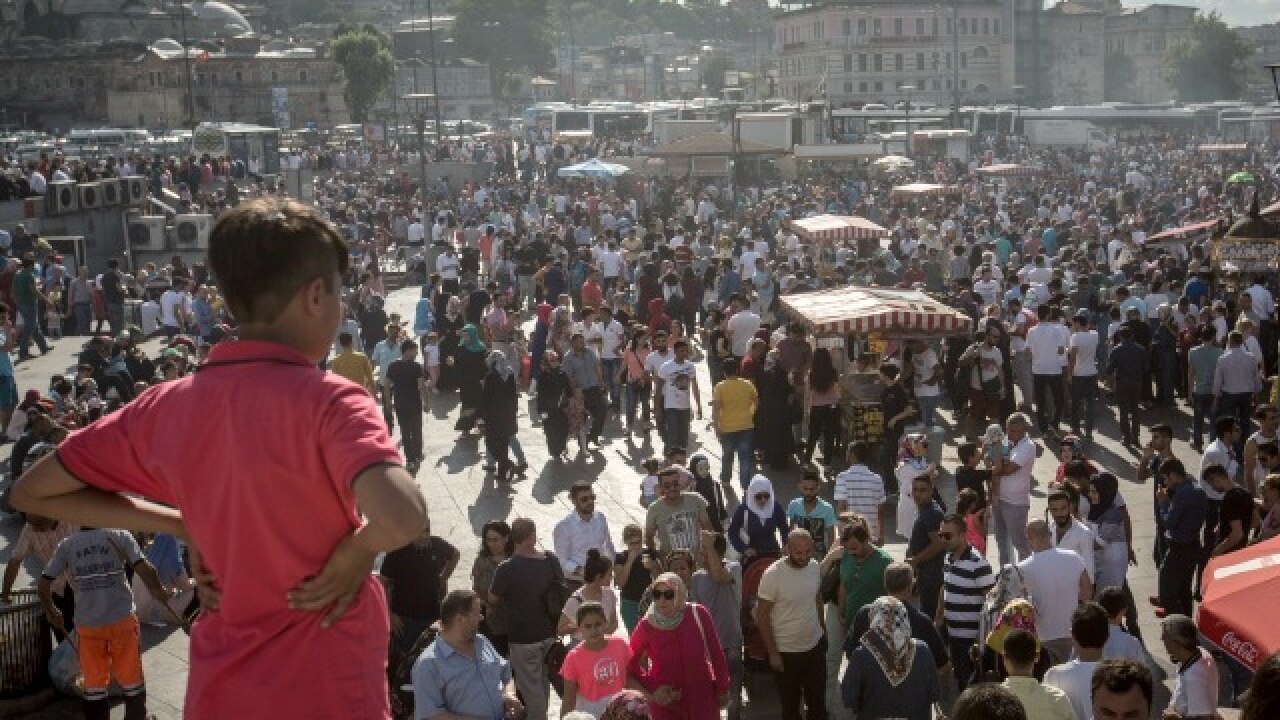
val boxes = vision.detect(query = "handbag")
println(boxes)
[820,559,842,605]
[545,636,570,697]
[690,603,716,681]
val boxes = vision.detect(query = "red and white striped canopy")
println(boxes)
[781,286,974,337]
[1198,143,1249,153]
[788,214,888,242]
[891,183,961,198]
[1146,218,1221,244]
[975,163,1040,177]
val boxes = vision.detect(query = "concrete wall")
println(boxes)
[0,199,134,273]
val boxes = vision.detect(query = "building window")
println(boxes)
[858,18,867,35]
[959,18,967,34]
[946,78,952,90]
[894,53,903,71]
[236,70,243,83]
[873,18,882,36]
[300,69,307,83]
[271,71,278,83]
[874,81,883,92]
[960,52,967,68]
[974,45,988,59]
[843,53,852,72]
[148,71,156,87]
[994,19,1000,34]
[946,52,952,69]
[983,18,990,34]
[946,18,953,34]
[859,81,868,92]
[916,52,925,70]
[843,18,851,36]
[845,81,853,92]
[916,18,925,35]
[858,54,867,72]
[894,18,903,36]
[874,54,883,71]
[961,78,968,89]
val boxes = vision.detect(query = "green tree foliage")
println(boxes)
[331,28,396,123]
[1164,12,1253,102]
[452,0,554,93]
[702,55,731,96]
[1104,51,1135,102]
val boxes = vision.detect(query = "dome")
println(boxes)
[191,1,252,34]
[152,37,185,53]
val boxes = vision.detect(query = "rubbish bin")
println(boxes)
[0,589,53,699]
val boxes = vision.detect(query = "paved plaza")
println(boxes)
[1,284,1222,718]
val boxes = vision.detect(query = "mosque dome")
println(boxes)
[191,1,252,34]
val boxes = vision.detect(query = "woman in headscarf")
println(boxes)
[727,475,787,570]
[636,262,662,324]
[626,573,729,720]
[754,350,796,470]
[529,302,553,392]
[479,349,519,481]
[453,323,488,434]
[843,596,939,719]
[894,433,934,540]
[435,295,464,392]
[1086,473,1138,628]
[536,350,572,461]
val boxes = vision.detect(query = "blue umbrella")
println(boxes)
[556,158,630,179]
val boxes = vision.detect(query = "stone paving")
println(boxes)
[1,284,1229,718]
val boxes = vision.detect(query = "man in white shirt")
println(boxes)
[725,295,761,360]
[598,307,626,413]
[1245,277,1275,322]
[993,413,1037,567]
[407,217,425,246]
[1007,298,1034,410]
[1067,313,1100,439]
[28,167,47,195]
[435,245,461,293]
[551,482,617,583]
[1160,614,1218,720]
[1048,490,1097,583]
[1026,304,1067,435]
[158,279,190,339]
[1044,603,1109,720]
[656,339,701,454]
[598,242,623,294]
[972,266,1002,308]
[1019,519,1093,665]
[755,531,826,720]
[833,443,888,545]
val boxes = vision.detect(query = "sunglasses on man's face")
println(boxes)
[652,589,676,601]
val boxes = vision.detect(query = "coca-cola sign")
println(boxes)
[1220,631,1259,666]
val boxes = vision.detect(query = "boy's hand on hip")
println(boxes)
[287,533,377,628]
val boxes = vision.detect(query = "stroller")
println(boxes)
[740,552,781,693]
[389,624,440,720]
[973,563,1033,683]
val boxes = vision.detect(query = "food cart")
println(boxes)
[890,182,961,200]
[779,286,974,456]
[787,213,890,266]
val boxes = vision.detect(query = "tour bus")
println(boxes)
[970,103,1200,138]
[66,128,150,154]
[190,122,281,174]
[831,107,951,142]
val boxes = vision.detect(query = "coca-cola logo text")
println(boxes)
[1221,632,1258,666]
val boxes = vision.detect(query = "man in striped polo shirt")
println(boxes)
[938,513,995,707]
[833,444,888,547]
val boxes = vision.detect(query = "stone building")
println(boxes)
[1042,1,1105,105]
[0,0,260,45]
[1101,1,1195,103]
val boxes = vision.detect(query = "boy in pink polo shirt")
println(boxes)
[13,199,428,719]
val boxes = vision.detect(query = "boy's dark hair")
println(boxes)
[1150,423,1173,440]
[209,198,349,323]
[1063,460,1092,480]
[1159,457,1186,478]
[399,339,418,353]
[1096,586,1127,618]
[1215,415,1239,437]
[722,357,740,375]
[338,332,353,347]
[439,589,478,625]
[1071,602,1111,649]
[958,441,980,464]
[953,683,1027,720]
[1091,660,1153,709]
[1202,463,1229,485]
[1001,628,1039,667]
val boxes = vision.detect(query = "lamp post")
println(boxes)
[404,92,435,192]
[1012,83,1025,158]
[901,84,915,158]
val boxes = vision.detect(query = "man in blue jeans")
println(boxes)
[12,254,49,361]
[712,358,757,488]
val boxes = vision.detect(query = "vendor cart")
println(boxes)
[787,213,890,262]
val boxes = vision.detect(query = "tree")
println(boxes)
[289,0,339,24]
[702,55,731,97]
[331,28,396,123]
[1104,51,1135,102]
[1164,12,1253,102]
[452,0,554,98]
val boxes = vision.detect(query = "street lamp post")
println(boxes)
[1012,84,1025,157]
[404,92,435,192]
[902,84,915,158]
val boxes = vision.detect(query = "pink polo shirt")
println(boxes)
[57,340,403,719]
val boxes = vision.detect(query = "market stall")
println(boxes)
[1197,143,1250,154]
[1145,218,1221,261]
[890,183,962,202]
[788,214,890,264]
[779,286,974,452]
[974,163,1041,178]
[1197,534,1280,671]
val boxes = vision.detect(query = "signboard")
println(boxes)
[192,125,224,156]
[1213,239,1280,272]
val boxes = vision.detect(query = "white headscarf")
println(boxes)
[745,474,776,525]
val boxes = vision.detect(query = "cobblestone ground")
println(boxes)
[3,284,1229,718]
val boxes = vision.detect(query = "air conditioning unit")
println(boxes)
[101,178,121,206]
[127,216,167,252]
[172,213,212,249]
[47,181,78,215]
[78,182,102,210]
[121,176,147,206]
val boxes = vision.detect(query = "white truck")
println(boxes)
[1024,119,1112,150]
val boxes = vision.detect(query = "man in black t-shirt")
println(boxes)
[1205,464,1255,558]
[386,339,428,471]
[100,258,127,335]
[380,523,459,660]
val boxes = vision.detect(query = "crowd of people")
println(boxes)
[4,125,1280,720]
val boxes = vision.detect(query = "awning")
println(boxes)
[975,163,1040,177]
[788,214,888,243]
[1198,143,1249,153]
[1263,199,1280,218]
[793,143,884,160]
[780,286,974,337]
[1197,535,1280,670]
[1145,218,1220,244]
[891,183,960,198]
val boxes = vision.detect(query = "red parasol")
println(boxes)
[1197,535,1280,670]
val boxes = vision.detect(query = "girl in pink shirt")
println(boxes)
[561,603,631,718]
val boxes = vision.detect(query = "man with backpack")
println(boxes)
[489,517,566,720]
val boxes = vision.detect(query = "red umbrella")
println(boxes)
[1196,535,1280,670]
